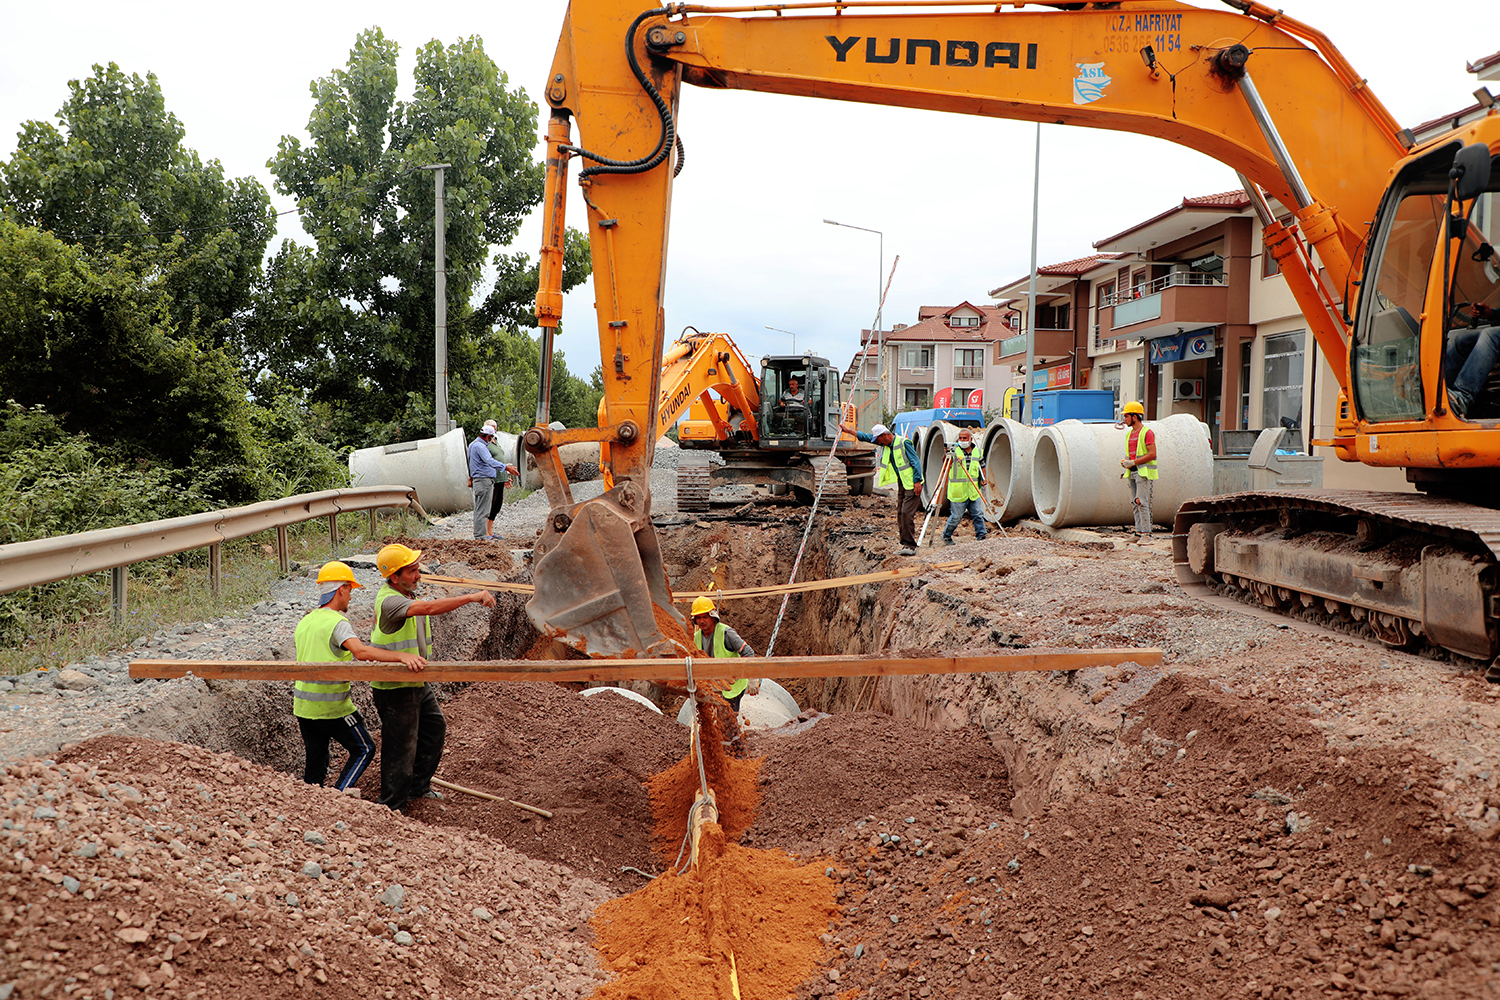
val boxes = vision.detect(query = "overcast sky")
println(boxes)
[1,1,1492,383]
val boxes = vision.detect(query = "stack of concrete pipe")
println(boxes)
[979,418,1036,521]
[1028,413,1212,528]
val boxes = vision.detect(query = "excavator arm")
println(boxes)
[527,0,1416,657]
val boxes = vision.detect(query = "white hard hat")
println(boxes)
[870,423,891,438]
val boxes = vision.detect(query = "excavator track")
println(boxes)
[676,454,713,512]
[1174,490,1500,678]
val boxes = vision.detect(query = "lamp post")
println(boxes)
[419,163,452,436]
[764,325,797,355]
[823,218,883,418]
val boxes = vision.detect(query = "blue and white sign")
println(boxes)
[1149,328,1217,365]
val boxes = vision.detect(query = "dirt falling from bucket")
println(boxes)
[653,601,693,653]
[589,822,837,1000]
[648,697,761,861]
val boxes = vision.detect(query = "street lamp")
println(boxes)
[823,218,884,417]
[419,163,452,436]
[764,325,797,355]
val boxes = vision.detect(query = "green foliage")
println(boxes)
[252,28,590,443]
[0,62,275,348]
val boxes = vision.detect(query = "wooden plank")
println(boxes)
[129,647,1162,684]
[420,562,966,602]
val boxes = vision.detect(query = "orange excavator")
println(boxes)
[525,0,1500,674]
[597,329,877,509]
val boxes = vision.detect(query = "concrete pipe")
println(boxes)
[980,418,1036,522]
[674,679,801,730]
[348,427,470,515]
[1030,413,1212,528]
[514,422,600,491]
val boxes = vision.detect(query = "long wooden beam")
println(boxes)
[129,647,1162,685]
[420,562,965,602]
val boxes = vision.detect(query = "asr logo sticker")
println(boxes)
[1073,62,1111,105]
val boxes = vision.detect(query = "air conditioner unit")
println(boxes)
[1173,378,1203,400]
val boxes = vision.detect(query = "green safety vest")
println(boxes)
[292,607,355,720]
[369,583,431,690]
[1130,423,1159,480]
[946,447,983,503]
[876,438,916,490]
[693,622,747,700]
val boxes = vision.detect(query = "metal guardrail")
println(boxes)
[0,485,425,623]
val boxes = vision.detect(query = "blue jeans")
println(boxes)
[944,497,987,540]
[1445,326,1500,415]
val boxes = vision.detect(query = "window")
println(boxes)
[903,348,932,368]
[1036,302,1071,330]
[1097,281,1115,309]
[1100,363,1122,418]
[903,388,930,409]
[1135,357,1145,403]
[1131,270,1148,298]
[1262,331,1305,428]
[954,348,984,380]
[949,314,979,327]
[1239,340,1252,427]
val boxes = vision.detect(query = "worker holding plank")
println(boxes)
[292,561,425,793]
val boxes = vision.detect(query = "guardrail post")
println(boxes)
[368,509,377,541]
[111,567,127,626]
[208,543,222,599]
[328,514,340,551]
[276,525,290,575]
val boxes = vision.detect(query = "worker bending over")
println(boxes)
[368,544,497,810]
[841,421,924,556]
[293,561,426,792]
[690,596,760,711]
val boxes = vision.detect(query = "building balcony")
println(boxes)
[995,330,1073,361]
[1100,273,1229,341]
[898,366,935,384]
[953,366,985,380]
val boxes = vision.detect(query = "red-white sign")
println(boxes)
[933,387,953,407]
[966,389,984,408]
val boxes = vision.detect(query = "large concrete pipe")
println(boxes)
[1030,413,1212,528]
[674,679,801,730]
[348,427,470,514]
[514,422,600,491]
[980,418,1036,522]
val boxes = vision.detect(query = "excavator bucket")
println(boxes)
[526,484,685,659]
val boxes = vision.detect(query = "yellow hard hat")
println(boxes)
[1123,401,1145,416]
[691,595,718,617]
[316,561,363,588]
[376,543,422,578]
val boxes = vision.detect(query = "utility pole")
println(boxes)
[765,325,798,355]
[421,163,452,436]
[1022,127,1041,426]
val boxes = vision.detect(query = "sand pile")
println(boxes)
[2,735,612,999]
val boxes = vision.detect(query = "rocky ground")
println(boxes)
[3,459,1500,999]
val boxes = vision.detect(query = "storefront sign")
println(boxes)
[966,388,984,407]
[1149,328,1216,365]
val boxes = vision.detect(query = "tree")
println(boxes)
[0,63,275,348]
[0,220,266,503]
[254,28,591,442]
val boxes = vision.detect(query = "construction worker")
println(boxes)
[1119,401,1159,540]
[689,596,760,711]
[841,421,924,556]
[293,561,426,792]
[942,427,988,546]
[468,426,518,541]
[368,543,497,810]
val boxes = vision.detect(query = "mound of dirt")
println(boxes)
[4,735,611,999]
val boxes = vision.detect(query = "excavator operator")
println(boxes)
[689,596,759,711]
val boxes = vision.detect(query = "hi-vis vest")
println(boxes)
[876,438,916,490]
[369,583,430,689]
[293,607,355,719]
[946,447,983,503]
[1129,424,1159,480]
[694,622,747,700]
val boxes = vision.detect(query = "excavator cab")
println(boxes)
[760,357,836,445]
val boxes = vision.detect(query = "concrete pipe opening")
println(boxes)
[1030,413,1213,528]
[982,419,1036,522]
[921,421,967,509]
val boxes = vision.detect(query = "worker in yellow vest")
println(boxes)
[941,427,989,546]
[293,561,426,792]
[841,421,925,556]
[368,543,497,810]
[1119,401,1159,540]
[689,596,759,711]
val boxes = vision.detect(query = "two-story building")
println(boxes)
[841,302,1019,428]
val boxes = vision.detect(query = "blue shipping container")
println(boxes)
[1030,390,1116,425]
